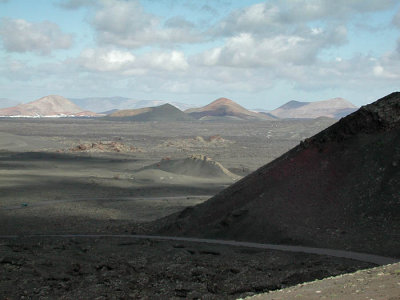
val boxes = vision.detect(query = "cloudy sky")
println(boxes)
[0,0,399,109]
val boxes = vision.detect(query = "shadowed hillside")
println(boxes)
[105,103,194,122]
[156,92,400,257]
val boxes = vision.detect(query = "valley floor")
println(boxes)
[1,118,392,299]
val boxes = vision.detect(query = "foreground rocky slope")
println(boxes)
[156,92,400,257]
[0,237,372,299]
[247,262,400,300]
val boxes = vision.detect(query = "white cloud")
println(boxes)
[78,48,188,73]
[164,17,196,30]
[197,25,347,68]
[0,59,33,80]
[92,0,202,48]
[372,51,400,79]
[79,48,135,72]
[275,52,400,91]
[212,3,281,37]
[1,0,399,105]
[2,48,399,106]
[278,0,397,21]
[213,0,397,37]
[140,51,189,71]
[0,18,73,54]
[373,65,384,76]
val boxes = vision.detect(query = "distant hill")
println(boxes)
[0,95,98,117]
[105,103,194,122]
[258,111,280,119]
[100,109,119,115]
[133,155,240,186]
[70,97,196,113]
[186,98,275,121]
[157,92,400,257]
[270,98,357,119]
[139,154,240,179]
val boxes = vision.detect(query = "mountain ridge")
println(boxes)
[270,97,357,119]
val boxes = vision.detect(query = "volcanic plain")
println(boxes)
[0,116,386,299]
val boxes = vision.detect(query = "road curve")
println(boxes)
[0,234,397,265]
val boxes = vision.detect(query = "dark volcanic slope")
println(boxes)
[157,92,400,257]
[105,103,194,121]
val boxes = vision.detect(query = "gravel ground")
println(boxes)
[0,236,374,299]
[247,262,400,300]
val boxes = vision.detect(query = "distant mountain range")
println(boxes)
[0,95,359,120]
[186,97,275,121]
[0,95,98,117]
[269,98,358,119]
[69,97,196,113]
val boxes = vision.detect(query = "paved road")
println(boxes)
[0,234,397,265]
[0,195,211,210]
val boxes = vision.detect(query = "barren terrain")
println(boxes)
[0,116,392,299]
[247,262,400,300]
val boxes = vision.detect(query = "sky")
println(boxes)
[0,0,399,109]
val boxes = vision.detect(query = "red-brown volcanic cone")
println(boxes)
[186,97,274,120]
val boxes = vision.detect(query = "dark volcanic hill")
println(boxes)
[270,98,357,119]
[186,98,274,121]
[105,103,194,121]
[157,92,400,257]
[0,95,98,117]
[139,154,240,179]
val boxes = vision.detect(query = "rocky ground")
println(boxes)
[66,140,144,153]
[247,262,400,300]
[1,117,388,299]
[0,236,374,299]
[0,117,336,172]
